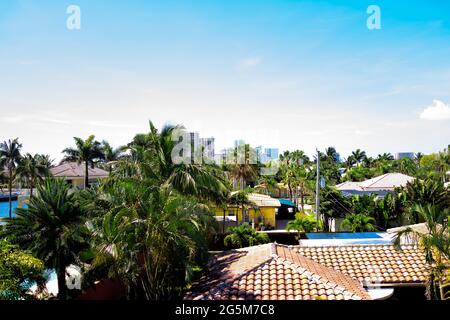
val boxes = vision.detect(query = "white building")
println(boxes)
[336,173,415,197]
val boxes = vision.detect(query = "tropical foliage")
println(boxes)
[62,135,105,188]
[341,213,376,232]
[394,204,449,300]
[0,239,46,300]
[2,179,90,300]
[0,138,23,218]
[286,215,318,239]
[224,223,269,249]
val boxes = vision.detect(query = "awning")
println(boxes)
[279,199,296,207]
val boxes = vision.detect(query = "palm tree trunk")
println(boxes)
[57,263,68,300]
[84,161,89,189]
[8,168,12,219]
[300,186,305,212]
[223,208,226,233]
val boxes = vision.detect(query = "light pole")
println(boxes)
[315,149,320,222]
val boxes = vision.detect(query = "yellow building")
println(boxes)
[214,193,281,230]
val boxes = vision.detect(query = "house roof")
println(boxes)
[185,243,371,300]
[295,244,427,285]
[336,173,415,193]
[230,192,281,207]
[50,162,109,179]
[387,223,429,235]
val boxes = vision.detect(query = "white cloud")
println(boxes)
[237,57,262,69]
[420,100,450,120]
[0,115,26,123]
[85,120,135,128]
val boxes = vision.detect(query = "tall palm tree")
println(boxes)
[324,147,340,163]
[111,121,228,204]
[15,153,51,197]
[229,163,257,190]
[351,149,367,166]
[101,140,125,174]
[227,188,257,225]
[62,135,105,188]
[394,204,449,300]
[0,139,22,218]
[290,150,310,165]
[344,155,357,169]
[377,153,394,161]
[2,179,89,300]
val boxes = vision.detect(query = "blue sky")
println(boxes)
[1,0,450,161]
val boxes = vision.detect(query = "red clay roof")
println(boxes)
[295,244,428,285]
[185,244,372,300]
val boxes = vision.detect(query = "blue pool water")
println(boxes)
[306,232,383,239]
[0,200,20,218]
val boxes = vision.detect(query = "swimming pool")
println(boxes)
[306,232,383,239]
[0,200,20,218]
[302,232,394,246]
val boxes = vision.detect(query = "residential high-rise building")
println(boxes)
[264,148,279,161]
[199,137,215,160]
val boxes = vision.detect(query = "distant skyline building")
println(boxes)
[189,132,215,163]
[395,152,415,160]
[199,137,215,160]
[264,148,279,161]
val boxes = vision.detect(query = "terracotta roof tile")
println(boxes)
[295,244,428,285]
[185,244,372,300]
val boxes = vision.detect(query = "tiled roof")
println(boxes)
[295,244,428,285]
[229,192,281,207]
[185,244,371,300]
[50,162,109,178]
[359,173,415,190]
[336,173,415,192]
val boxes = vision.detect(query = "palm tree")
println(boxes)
[286,216,317,240]
[394,204,449,300]
[2,179,89,300]
[15,153,51,197]
[81,180,217,300]
[351,149,367,166]
[224,223,269,248]
[402,179,449,223]
[62,135,105,188]
[324,147,340,163]
[344,155,357,169]
[227,188,257,225]
[229,163,257,190]
[377,153,394,161]
[101,140,125,174]
[341,213,376,232]
[0,139,22,218]
[120,121,228,202]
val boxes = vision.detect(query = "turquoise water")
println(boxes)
[0,200,19,218]
[306,232,384,239]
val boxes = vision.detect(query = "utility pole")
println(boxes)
[315,149,320,221]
